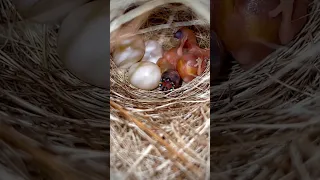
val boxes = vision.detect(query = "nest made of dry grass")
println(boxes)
[210,0,320,179]
[0,0,211,179]
[2,0,320,179]
[0,0,108,180]
[110,1,210,180]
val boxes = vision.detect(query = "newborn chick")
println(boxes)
[156,38,185,70]
[175,27,210,82]
[157,29,188,91]
[174,27,210,59]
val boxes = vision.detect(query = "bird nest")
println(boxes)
[110,0,210,179]
[211,0,320,179]
[0,0,109,180]
[1,0,320,179]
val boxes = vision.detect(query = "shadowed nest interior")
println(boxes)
[211,0,320,179]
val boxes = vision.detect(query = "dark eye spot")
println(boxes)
[174,30,183,39]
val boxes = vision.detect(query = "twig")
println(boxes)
[0,123,85,180]
[210,116,320,131]
[110,100,202,178]
[110,0,209,33]
[137,20,206,34]
[289,143,312,180]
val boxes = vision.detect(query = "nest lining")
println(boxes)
[110,2,210,180]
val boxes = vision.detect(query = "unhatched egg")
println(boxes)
[113,35,145,69]
[141,40,163,64]
[128,61,161,90]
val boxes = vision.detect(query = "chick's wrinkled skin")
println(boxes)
[175,28,210,82]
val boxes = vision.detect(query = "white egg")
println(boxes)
[112,35,145,69]
[57,0,109,88]
[128,61,161,90]
[12,0,89,24]
[141,40,163,64]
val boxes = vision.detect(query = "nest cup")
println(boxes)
[5,0,320,179]
[110,1,210,180]
[0,0,210,179]
[211,0,320,179]
[0,0,109,180]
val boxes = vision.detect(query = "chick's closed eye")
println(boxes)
[174,30,183,39]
